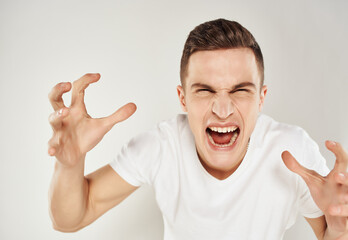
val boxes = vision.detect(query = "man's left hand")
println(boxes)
[282,141,348,239]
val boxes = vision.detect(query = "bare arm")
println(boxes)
[48,73,137,232]
[49,163,138,232]
[306,216,326,240]
[306,216,348,240]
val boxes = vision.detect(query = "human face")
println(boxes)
[177,48,267,180]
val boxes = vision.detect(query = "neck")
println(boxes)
[198,140,250,180]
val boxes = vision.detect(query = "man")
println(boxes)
[48,19,348,239]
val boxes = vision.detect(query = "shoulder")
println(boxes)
[254,114,328,175]
[157,114,189,135]
[127,114,188,150]
[254,114,310,145]
[112,114,188,185]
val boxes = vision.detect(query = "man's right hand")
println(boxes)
[48,73,139,232]
[48,73,137,167]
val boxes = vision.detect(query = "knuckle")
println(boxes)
[48,137,56,147]
[48,89,55,101]
[48,108,66,126]
[48,82,64,100]
[72,79,79,88]
[72,81,83,93]
[48,112,56,123]
[56,82,64,89]
[50,133,62,146]
[49,109,61,120]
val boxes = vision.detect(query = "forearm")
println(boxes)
[48,157,89,231]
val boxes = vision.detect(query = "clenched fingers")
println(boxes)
[48,82,72,111]
[48,108,69,131]
[71,73,100,106]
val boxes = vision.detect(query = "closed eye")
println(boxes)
[232,88,250,93]
[197,89,215,93]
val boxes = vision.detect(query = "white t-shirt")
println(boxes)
[109,114,329,240]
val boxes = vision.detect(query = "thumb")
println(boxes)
[281,151,321,184]
[101,102,137,129]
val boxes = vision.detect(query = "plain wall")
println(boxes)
[0,0,347,239]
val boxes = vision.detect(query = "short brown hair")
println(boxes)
[180,19,264,88]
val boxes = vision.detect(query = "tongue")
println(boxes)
[210,131,234,145]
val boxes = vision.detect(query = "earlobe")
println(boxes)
[176,85,188,112]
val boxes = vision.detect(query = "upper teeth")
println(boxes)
[209,126,238,133]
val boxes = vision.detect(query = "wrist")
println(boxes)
[54,155,86,177]
[55,154,86,170]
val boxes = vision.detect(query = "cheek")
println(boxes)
[234,97,258,113]
[233,97,261,126]
[186,97,212,136]
[187,96,212,116]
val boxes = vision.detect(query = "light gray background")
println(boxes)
[0,0,347,239]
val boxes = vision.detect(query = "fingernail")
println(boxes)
[330,141,336,146]
[58,109,63,115]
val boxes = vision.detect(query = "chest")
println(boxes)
[154,157,298,237]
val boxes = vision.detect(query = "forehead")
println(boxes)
[186,48,260,89]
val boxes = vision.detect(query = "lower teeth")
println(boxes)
[208,131,238,147]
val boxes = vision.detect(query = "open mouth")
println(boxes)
[206,126,240,148]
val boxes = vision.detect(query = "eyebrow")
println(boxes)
[190,82,257,91]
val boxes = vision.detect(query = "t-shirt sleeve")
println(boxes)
[109,126,165,187]
[297,130,330,218]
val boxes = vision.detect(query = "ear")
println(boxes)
[177,85,188,112]
[258,85,268,111]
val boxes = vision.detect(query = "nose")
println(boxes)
[212,93,234,119]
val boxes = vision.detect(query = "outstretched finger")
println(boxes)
[48,108,69,130]
[48,82,72,111]
[100,102,137,130]
[71,73,100,106]
[282,151,324,187]
[327,141,348,172]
